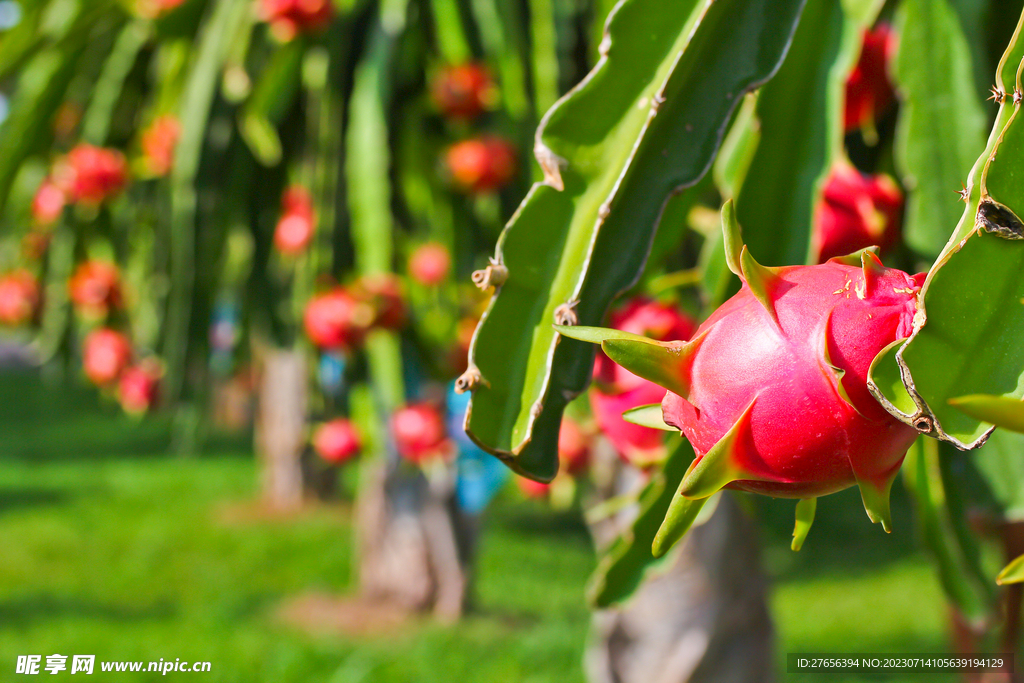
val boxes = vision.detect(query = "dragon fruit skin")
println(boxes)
[662,255,923,503]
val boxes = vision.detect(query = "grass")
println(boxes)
[0,370,960,681]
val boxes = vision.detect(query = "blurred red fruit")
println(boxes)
[591,298,696,468]
[32,179,66,226]
[353,274,406,330]
[141,115,180,177]
[118,360,162,414]
[845,24,896,134]
[137,0,187,17]
[303,288,374,350]
[558,418,590,475]
[83,328,132,386]
[0,271,40,326]
[517,476,550,499]
[273,186,315,255]
[69,261,122,318]
[446,137,517,193]
[313,418,362,464]
[813,162,903,263]
[408,243,451,286]
[392,403,451,465]
[431,63,496,120]
[261,0,334,41]
[57,145,129,204]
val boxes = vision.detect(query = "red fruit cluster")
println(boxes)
[69,261,122,318]
[118,360,162,414]
[391,403,451,465]
[446,137,516,193]
[845,24,896,134]
[408,243,451,286]
[273,186,315,255]
[591,298,696,468]
[431,64,496,120]
[0,271,40,326]
[814,162,902,263]
[261,0,334,41]
[313,418,362,464]
[54,144,129,205]
[141,115,181,177]
[83,328,133,386]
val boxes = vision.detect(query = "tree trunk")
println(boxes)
[255,347,308,512]
[355,458,473,622]
[586,444,775,683]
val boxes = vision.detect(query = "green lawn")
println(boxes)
[0,370,960,681]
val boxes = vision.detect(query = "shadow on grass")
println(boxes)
[0,486,69,513]
[0,369,251,463]
[0,594,175,625]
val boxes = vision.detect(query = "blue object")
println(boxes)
[448,383,507,514]
[318,352,347,395]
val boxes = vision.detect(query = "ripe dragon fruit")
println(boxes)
[69,261,123,318]
[273,185,315,255]
[261,0,334,42]
[557,417,590,475]
[814,161,903,263]
[430,63,497,120]
[392,402,452,465]
[558,201,922,552]
[845,24,896,136]
[140,115,181,177]
[56,144,129,205]
[83,328,133,386]
[0,271,40,326]
[118,361,162,414]
[303,288,375,351]
[445,137,517,194]
[313,418,362,464]
[408,243,451,286]
[32,178,66,226]
[591,297,696,468]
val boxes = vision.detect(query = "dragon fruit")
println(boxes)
[558,202,922,550]
[273,186,315,255]
[814,161,902,263]
[313,418,362,464]
[140,115,181,177]
[591,298,695,468]
[303,288,375,351]
[445,137,517,194]
[0,271,40,326]
[392,403,452,465]
[83,328,133,386]
[845,24,896,136]
[118,360,162,414]
[431,63,497,120]
[69,261,122,318]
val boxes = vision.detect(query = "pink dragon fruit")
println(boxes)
[313,418,362,464]
[558,417,590,475]
[591,297,695,468]
[845,24,896,135]
[559,202,922,549]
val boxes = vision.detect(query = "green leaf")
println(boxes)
[465,0,806,481]
[966,428,1024,521]
[891,0,986,256]
[949,394,1024,433]
[239,40,304,166]
[869,8,1024,449]
[586,437,695,607]
[622,404,674,431]
[81,19,151,146]
[163,0,251,404]
[903,438,994,623]
[997,553,1024,585]
[737,0,882,266]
